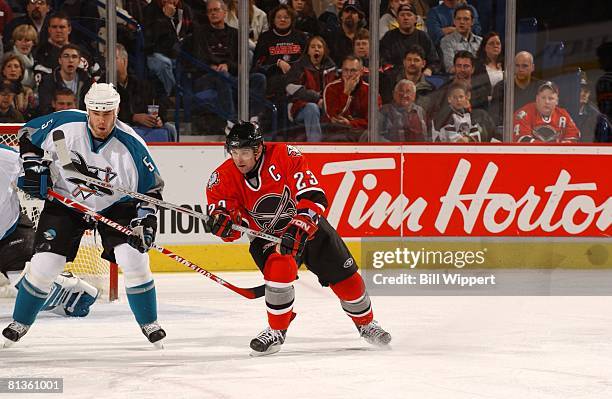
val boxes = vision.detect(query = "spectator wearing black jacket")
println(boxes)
[115,44,176,142]
[290,0,321,38]
[3,0,50,50]
[37,43,92,114]
[0,80,24,123]
[143,0,193,96]
[193,0,266,122]
[325,1,366,67]
[252,4,306,100]
[380,4,440,74]
[33,12,100,79]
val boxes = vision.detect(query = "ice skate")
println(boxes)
[140,321,166,349]
[356,320,392,346]
[249,327,287,356]
[2,321,30,348]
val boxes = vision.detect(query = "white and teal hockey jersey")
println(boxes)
[0,144,21,240]
[18,110,164,212]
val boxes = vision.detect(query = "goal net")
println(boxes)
[1,124,118,301]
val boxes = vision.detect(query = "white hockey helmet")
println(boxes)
[85,83,121,112]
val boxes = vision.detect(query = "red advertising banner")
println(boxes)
[303,146,611,238]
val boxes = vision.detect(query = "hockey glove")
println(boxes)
[18,156,52,199]
[128,203,158,253]
[279,211,319,258]
[205,207,241,240]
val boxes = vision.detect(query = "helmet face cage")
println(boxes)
[225,121,263,152]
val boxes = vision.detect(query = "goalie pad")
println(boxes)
[40,272,100,317]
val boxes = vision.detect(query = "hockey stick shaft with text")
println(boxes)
[51,130,281,244]
[47,189,265,299]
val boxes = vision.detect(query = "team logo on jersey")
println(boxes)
[516,110,527,120]
[207,171,220,190]
[67,151,116,199]
[287,145,301,157]
[247,186,297,234]
[43,228,57,240]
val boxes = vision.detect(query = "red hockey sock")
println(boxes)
[263,253,297,330]
[330,272,373,326]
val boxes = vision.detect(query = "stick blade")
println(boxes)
[52,129,72,168]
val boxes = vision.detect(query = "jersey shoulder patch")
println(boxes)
[207,170,220,190]
[516,110,527,120]
[286,144,302,157]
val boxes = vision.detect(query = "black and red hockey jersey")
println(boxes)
[205,143,327,241]
[513,102,581,143]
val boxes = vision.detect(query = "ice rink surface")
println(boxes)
[2,271,612,399]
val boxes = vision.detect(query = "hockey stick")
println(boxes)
[51,130,281,244]
[47,189,265,299]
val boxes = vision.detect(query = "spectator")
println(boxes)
[440,4,481,73]
[353,28,369,65]
[432,80,497,142]
[323,55,380,141]
[424,50,489,123]
[3,0,50,50]
[59,0,101,56]
[50,86,76,111]
[1,55,37,119]
[6,24,37,88]
[33,12,99,78]
[379,0,427,39]
[490,51,542,125]
[596,41,612,123]
[143,0,194,96]
[325,0,366,67]
[576,73,612,143]
[513,81,580,143]
[226,0,268,54]
[252,4,307,100]
[0,0,13,38]
[37,44,92,114]
[192,0,266,123]
[379,79,427,142]
[380,4,440,74]
[318,0,345,38]
[285,35,337,142]
[0,80,24,122]
[426,0,481,46]
[115,44,176,142]
[290,0,321,38]
[474,31,503,98]
[381,44,434,104]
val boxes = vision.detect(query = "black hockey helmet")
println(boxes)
[225,121,263,151]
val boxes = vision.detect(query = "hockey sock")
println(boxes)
[12,252,66,325]
[264,253,297,330]
[330,272,373,326]
[126,280,157,325]
[12,277,48,325]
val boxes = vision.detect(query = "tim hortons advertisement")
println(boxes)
[150,145,611,244]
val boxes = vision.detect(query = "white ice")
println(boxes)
[2,271,612,399]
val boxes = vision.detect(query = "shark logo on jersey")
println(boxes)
[43,228,57,240]
[67,151,116,199]
[247,186,297,234]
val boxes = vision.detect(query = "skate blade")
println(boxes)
[249,344,282,357]
[1,338,15,349]
[152,341,164,349]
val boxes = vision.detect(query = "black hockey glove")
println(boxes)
[205,207,241,239]
[128,204,158,253]
[279,211,318,258]
[18,156,52,199]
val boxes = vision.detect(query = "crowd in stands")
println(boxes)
[0,0,609,144]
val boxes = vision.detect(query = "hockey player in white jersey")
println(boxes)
[2,83,166,348]
[0,144,99,316]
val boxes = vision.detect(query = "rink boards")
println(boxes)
[147,143,611,272]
